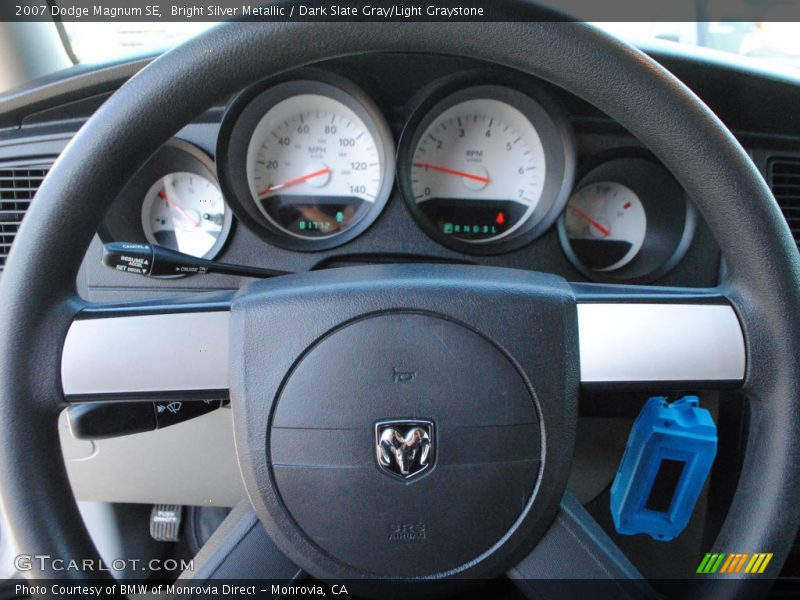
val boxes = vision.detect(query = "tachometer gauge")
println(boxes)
[218,79,395,251]
[142,172,230,259]
[410,98,545,242]
[564,182,646,271]
[398,85,574,253]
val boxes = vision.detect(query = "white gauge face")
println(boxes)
[246,94,385,239]
[410,98,546,243]
[564,181,647,271]
[141,172,229,259]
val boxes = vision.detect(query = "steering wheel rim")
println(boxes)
[1,16,799,596]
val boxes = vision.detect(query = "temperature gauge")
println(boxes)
[558,157,695,283]
[563,182,646,272]
[142,172,232,259]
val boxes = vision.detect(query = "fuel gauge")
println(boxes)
[558,156,695,283]
[142,172,232,259]
[563,182,646,272]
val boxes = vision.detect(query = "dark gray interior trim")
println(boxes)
[174,502,300,589]
[509,493,651,599]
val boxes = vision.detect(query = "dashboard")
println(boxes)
[86,53,719,296]
[0,40,796,560]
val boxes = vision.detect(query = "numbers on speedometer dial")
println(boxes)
[410,98,546,243]
[246,93,387,240]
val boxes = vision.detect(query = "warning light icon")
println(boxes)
[495,212,506,225]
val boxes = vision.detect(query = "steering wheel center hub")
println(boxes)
[230,265,578,580]
[271,312,541,576]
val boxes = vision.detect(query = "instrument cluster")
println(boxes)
[99,71,697,283]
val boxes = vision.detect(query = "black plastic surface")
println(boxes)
[154,398,221,428]
[509,493,651,598]
[230,264,577,580]
[67,401,156,439]
[272,312,540,575]
[66,399,225,439]
[176,502,301,587]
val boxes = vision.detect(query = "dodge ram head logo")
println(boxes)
[376,420,434,480]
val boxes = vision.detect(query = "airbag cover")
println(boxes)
[271,312,540,576]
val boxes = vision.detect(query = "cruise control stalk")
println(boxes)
[102,242,291,279]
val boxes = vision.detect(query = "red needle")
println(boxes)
[158,190,200,228]
[414,162,490,184]
[259,167,331,196]
[570,205,610,237]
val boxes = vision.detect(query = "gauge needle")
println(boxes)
[158,190,201,228]
[413,162,490,184]
[259,167,332,196]
[569,205,610,237]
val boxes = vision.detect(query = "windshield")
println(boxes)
[60,21,800,72]
[599,22,800,70]
[62,22,215,63]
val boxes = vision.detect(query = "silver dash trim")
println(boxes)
[61,303,745,395]
[577,303,745,383]
[61,311,230,396]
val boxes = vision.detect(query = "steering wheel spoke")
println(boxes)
[176,502,302,585]
[61,294,231,400]
[574,283,745,389]
[509,493,655,599]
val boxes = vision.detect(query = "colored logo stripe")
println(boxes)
[696,552,773,574]
[697,553,726,574]
[745,553,773,574]
[720,553,749,573]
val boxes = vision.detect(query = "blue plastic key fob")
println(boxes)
[610,396,717,541]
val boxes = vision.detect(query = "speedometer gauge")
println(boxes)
[218,79,395,251]
[398,85,575,253]
[248,94,383,238]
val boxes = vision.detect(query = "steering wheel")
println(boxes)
[2,14,800,600]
